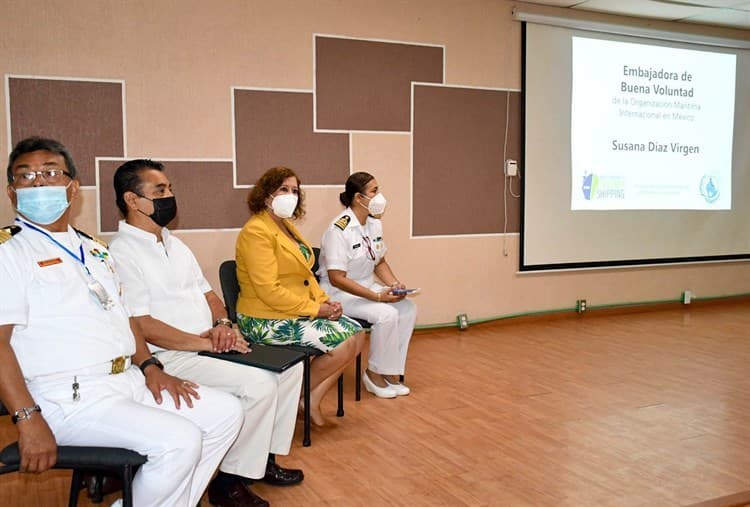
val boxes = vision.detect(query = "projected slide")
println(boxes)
[571,37,736,210]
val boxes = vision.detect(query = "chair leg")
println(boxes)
[68,469,84,507]
[303,354,312,447]
[87,474,104,503]
[336,374,344,417]
[121,465,134,507]
[355,353,362,402]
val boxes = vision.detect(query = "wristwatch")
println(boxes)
[139,356,164,374]
[12,404,41,424]
[214,317,232,328]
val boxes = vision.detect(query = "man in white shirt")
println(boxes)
[109,159,304,507]
[0,137,243,507]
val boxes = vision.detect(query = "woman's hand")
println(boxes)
[317,301,343,320]
[374,287,405,303]
[328,301,343,320]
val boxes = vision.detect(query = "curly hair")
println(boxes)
[247,166,305,219]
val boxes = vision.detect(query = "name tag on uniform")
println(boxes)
[37,257,63,267]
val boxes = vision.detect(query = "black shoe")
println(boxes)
[207,476,269,507]
[261,460,304,486]
[83,473,124,503]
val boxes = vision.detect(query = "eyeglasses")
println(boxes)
[12,169,72,187]
[361,235,376,261]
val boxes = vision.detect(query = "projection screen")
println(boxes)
[521,21,750,271]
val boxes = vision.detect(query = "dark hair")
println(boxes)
[7,137,77,184]
[339,171,374,207]
[113,159,165,216]
[247,166,305,219]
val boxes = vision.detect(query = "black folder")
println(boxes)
[199,344,306,373]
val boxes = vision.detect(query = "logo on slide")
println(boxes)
[582,173,597,200]
[582,173,624,201]
[699,175,720,204]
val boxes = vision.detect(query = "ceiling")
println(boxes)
[519,0,750,30]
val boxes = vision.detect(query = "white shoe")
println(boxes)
[384,379,410,396]
[362,372,397,398]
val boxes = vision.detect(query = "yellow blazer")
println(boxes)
[236,210,328,319]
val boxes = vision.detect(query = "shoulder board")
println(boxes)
[0,225,21,246]
[74,228,108,249]
[334,215,351,231]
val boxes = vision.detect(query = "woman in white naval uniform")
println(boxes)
[318,172,417,398]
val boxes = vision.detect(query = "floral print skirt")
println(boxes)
[237,313,362,352]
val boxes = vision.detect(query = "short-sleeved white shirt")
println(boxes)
[0,219,135,380]
[318,207,387,286]
[109,221,212,352]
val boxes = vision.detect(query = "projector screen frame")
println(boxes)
[518,20,750,272]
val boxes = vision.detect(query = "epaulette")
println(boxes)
[0,225,21,246]
[334,215,351,231]
[74,228,108,249]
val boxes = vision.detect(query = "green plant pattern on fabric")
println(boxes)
[245,318,271,343]
[297,241,311,261]
[311,318,336,334]
[236,313,361,352]
[277,319,305,342]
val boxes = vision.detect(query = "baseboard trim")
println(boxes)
[686,490,750,507]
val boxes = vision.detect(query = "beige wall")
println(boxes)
[2,0,749,325]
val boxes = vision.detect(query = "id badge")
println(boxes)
[86,277,114,310]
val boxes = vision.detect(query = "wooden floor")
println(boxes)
[2,300,750,506]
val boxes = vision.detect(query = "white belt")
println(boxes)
[26,356,133,385]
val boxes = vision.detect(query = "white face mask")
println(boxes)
[362,192,387,216]
[270,193,298,219]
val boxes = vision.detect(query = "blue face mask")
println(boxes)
[15,185,71,225]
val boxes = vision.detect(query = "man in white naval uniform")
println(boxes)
[0,137,243,507]
[109,159,304,507]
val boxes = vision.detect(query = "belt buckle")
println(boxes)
[111,356,126,374]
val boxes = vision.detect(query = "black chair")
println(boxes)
[218,260,346,447]
[0,401,146,507]
[310,248,367,401]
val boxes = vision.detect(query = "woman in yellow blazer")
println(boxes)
[236,166,365,426]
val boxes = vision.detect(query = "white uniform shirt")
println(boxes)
[318,207,387,286]
[0,219,135,379]
[109,221,212,352]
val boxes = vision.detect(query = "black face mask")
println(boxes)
[137,195,177,227]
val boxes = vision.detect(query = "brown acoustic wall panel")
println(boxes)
[412,86,521,236]
[315,36,443,131]
[234,90,349,185]
[99,160,249,233]
[9,78,124,186]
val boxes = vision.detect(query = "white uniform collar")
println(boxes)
[343,207,366,229]
[16,215,81,247]
[117,219,171,244]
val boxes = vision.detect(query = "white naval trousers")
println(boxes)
[156,350,303,478]
[27,366,243,507]
[323,283,417,375]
